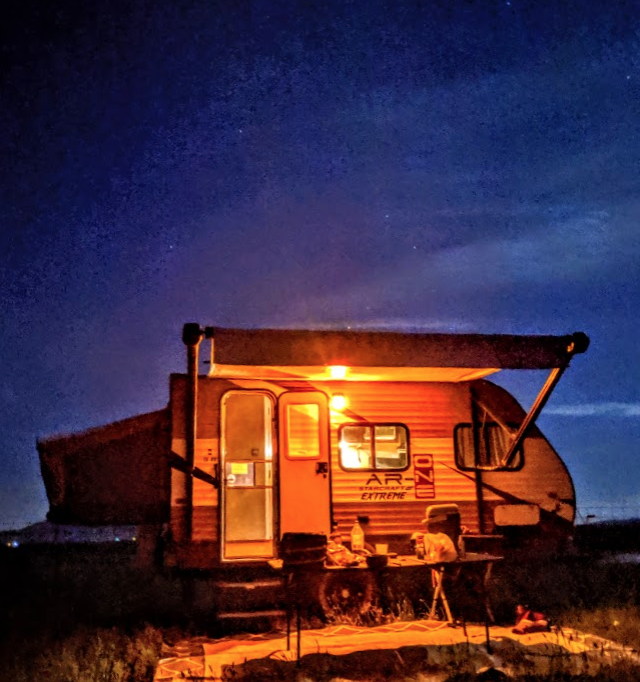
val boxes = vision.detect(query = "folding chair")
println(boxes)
[422,504,461,622]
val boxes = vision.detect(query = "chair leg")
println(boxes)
[429,568,441,619]
[429,567,453,622]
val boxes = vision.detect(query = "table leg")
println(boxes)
[482,561,495,623]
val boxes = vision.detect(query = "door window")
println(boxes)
[285,403,321,459]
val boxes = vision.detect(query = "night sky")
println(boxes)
[2,0,639,530]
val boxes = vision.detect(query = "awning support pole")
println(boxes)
[502,339,581,466]
[183,323,204,542]
[470,386,486,534]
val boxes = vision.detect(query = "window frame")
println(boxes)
[338,422,411,472]
[454,422,525,472]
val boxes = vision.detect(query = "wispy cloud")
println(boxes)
[299,203,636,316]
[546,402,640,417]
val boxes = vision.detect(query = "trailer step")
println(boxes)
[215,579,283,590]
[217,609,287,619]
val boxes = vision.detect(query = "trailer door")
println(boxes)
[221,391,274,560]
[278,391,331,538]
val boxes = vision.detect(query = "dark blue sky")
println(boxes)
[2,0,639,528]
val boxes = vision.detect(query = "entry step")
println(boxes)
[217,609,287,619]
[214,579,282,590]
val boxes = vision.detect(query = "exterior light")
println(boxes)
[329,365,348,379]
[330,393,348,411]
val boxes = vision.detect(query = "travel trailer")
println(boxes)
[38,324,588,616]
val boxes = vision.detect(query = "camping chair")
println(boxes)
[280,532,327,660]
[424,503,461,550]
[423,504,461,622]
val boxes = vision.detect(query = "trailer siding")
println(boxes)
[170,375,575,564]
[324,381,481,536]
[170,376,227,544]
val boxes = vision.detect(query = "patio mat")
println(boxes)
[155,621,640,680]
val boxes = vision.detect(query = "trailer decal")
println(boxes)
[414,454,436,499]
[359,472,413,501]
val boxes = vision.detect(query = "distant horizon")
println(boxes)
[3,503,640,534]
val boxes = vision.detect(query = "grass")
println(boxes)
[1,624,162,682]
[0,544,183,682]
[2,531,640,681]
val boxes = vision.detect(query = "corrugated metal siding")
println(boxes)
[192,506,218,541]
[173,376,576,551]
[325,382,480,535]
[192,438,219,540]
[192,379,225,540]
[170,378,226,545]
[168,373,576,562]
[332,500,480,542]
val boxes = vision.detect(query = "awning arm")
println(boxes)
[165,451,219,488]
[502,334,588,466]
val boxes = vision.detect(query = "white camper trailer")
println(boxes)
[38,324,589,619]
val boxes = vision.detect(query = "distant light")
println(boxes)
[11,540,19,548]
[329,365,348,379]
[330,393,348,411]
[132,537,137,542]
[115,537,120,542]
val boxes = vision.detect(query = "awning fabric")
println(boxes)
[208,364,498,382]
[208,328,589,370]
[38,409,170,525]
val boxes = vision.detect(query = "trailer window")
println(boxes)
[339,424,409,471]
[454,423,523,470]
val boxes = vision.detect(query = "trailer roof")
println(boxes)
[207,328,588,380]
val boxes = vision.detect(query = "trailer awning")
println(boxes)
[206,328,589,381]
[38,409,171,525]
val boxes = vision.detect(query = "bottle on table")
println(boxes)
[350,519,365,552]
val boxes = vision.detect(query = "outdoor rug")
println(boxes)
[154,620,640,680]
